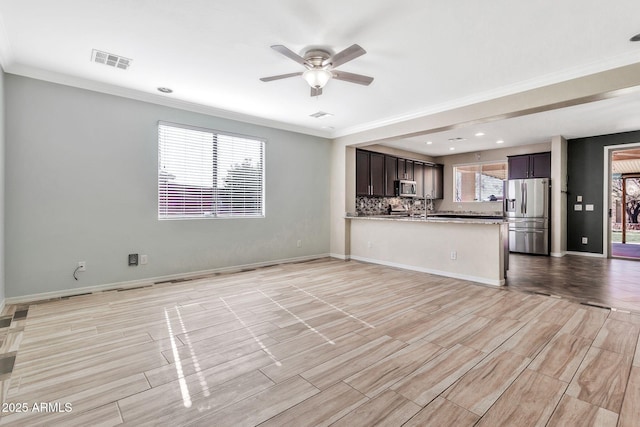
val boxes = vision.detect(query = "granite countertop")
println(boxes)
[346,214,506,225]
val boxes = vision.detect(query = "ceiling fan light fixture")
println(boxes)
[303,69,332,89]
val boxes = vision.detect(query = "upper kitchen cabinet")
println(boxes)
[397,159,414,180]
[356,149,385,196]
[384,155,398,197]
[357,149,441,198]
[424,163,444,199]
[414,162,424,197]
[508,152,551,179]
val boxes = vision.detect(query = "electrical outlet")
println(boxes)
[450,251,457,260]
[581,237,588,244]
[77,261,86,272]
[296,240,302,248]
[128,253,139,266]
[140,254,148,265]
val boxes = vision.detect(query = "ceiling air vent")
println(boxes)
[310,111,333,119]
[91,49,132,70]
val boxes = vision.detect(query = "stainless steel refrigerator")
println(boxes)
[504,178,550,255]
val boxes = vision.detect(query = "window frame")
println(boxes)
[453,160,507,203]
[157,121,266,220]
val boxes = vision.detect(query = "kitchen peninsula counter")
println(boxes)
[346,215,508,286]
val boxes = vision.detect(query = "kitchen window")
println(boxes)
[454,161,507,202]
[158,122,265,219]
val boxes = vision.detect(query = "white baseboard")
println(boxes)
[550,251,566,258]
[5,253,330,305]
[349,255,505,287]
[329,253,351,260]
[565,251,606,258]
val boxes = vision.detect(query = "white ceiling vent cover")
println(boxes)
[310,111,333,119]
[91,49,132,70]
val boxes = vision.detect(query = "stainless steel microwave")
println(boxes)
[395,180,417,197]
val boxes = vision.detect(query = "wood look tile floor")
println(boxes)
[507,253,640,312]
[1,256,640,426]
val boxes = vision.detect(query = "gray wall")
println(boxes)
[567,131,640,253]
[0,68,5,304]
[5,75,331,298]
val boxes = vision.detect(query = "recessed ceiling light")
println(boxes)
[426,141,433,145]
[630,33,640,42]
[496,140,504,144]
[449,147,455,151]
[157,87,173,94]
[475,132,485,137]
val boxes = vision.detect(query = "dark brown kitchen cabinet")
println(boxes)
[384,155,398,196]
[370,153,385,196]
[424,163,443,199]
[357,149,440,198]
[530,152,551,178]
[356,150,370,195]
[508,152,551,179]
[507,155,530,179]
[414,162,424,197]
[398,159,414,180]
[356,149,385,196]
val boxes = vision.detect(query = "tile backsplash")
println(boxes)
[356,196,429,216]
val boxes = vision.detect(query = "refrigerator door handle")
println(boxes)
[523,181,527,215]
[520,182,524,214]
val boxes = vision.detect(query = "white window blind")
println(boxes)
[158,122,265,219]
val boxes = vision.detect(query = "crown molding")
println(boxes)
[5,49,640,143]
[0,12,13,70]
[4,63,333,139]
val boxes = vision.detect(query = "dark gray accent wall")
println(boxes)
[567,131,640,253]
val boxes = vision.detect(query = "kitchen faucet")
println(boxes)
[424,194,434,214]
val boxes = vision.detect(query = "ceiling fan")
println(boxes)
[260,44,374,96]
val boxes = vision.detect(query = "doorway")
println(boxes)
[610,147,640,259]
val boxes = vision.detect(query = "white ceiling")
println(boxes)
[2,1,640,156]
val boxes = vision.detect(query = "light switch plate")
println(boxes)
[574,204,583,211]
[585,204,594,211]
[577,195,583,202]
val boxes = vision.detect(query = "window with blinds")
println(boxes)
[158,122,265,219]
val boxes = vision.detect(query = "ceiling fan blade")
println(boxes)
[310,87,323,97]
[324,44,366,68]
[271,45,309,66]
[260,72,303,82]
[332,71,374,86]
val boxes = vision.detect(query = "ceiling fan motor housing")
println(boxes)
[304,49,332,68]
